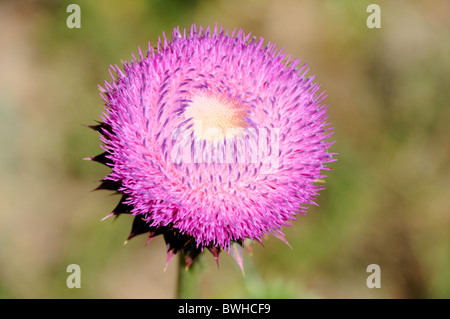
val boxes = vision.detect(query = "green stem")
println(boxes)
[176,252,202,299]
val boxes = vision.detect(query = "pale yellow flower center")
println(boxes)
[185,93,249,142]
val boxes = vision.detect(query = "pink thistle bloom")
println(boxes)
[88,24,336,270]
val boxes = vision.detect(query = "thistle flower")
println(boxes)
[87,24,336,271]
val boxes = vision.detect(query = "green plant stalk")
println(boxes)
[177,252,202,299]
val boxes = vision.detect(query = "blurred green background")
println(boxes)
[0,0,448,299]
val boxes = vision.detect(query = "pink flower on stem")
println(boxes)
[87,24,336,271]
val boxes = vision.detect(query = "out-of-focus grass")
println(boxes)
[0,0,448,298]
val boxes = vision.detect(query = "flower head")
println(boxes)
[88,24,336,270]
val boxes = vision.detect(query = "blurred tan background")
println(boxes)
[0,0,448,298]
